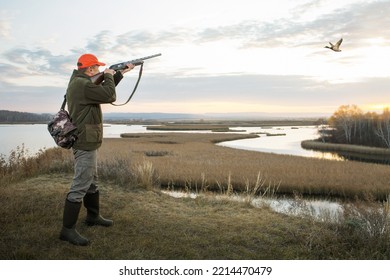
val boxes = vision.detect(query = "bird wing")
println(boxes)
[335,38,343,47]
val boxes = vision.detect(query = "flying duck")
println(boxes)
[325,38,343,52]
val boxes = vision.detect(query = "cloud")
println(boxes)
[0,47,79,89]
[0,28,190,85]
[0,11,12,39]
[84,30,114,53]
[3,0,389,82]
[0,62,20,76]
[3,48,77,76]
[0,84,64,113]
[344,1,390,42]
[1,0,389,115]
[1,66,389,114]
[194,1,390,49]
[0,19,11,39]
[291,0,327,15]
[115,73,390,109]
[82,29,192,57]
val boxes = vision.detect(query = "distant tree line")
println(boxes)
[0,110,52,123]
[320,105,390,148]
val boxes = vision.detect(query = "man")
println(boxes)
[60,54,134,246]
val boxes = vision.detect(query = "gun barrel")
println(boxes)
[133,53,162,61]
[109,53,161,70]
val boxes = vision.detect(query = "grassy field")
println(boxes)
[1,132,390,259]
[109,133,390,200]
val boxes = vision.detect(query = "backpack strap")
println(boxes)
[61,95,67,110]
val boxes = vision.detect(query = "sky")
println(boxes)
[0,0,389,117]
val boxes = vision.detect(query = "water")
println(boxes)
[0,124,150,157]
[253,197,343,221]
[0,124,336,160]
[103,124,149,137]
[218,126,343,160]
[164,190,344,221]
[0,124,57,158]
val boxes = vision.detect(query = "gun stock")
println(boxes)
[90,72,105,85]
[90,53,161,85]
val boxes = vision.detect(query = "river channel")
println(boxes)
[164,190,344,222]
[216,126,343,160]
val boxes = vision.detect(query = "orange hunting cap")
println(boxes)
[77,54,106,69]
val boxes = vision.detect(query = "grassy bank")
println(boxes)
[145,124,235,132]
[301,140,390,156]
[1,133,390,259]
[301,140,390,165]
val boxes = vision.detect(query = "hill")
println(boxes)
[0,110,328,124]
[0,110,52,123]
[103,112,330,121]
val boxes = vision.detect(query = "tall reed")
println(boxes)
[132,160,160,191]
[0,146,73,184]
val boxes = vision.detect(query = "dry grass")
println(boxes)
[1,173,390,259]
[0,145,73,183]
[0,173,317,259]
[104,133,390,200]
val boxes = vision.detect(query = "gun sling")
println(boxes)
[111,63,144,106]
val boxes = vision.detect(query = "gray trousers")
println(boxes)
[67,149,99,203]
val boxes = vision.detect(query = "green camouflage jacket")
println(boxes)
[66,70,123,150]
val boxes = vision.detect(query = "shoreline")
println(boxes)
[301,139,390,156]
[301,140,390,164]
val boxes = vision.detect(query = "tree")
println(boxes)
[375,108,390,148]
[329,105,363,144]
[0,110,52,123]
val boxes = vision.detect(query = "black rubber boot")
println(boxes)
[83,191,113,227]
[59,199,89,246]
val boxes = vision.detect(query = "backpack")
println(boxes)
[47,96,78,149]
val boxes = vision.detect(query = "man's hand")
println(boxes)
[104,68,116,76]
[120,63,135,74]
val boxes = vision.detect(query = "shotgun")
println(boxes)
[90,53,161,85]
